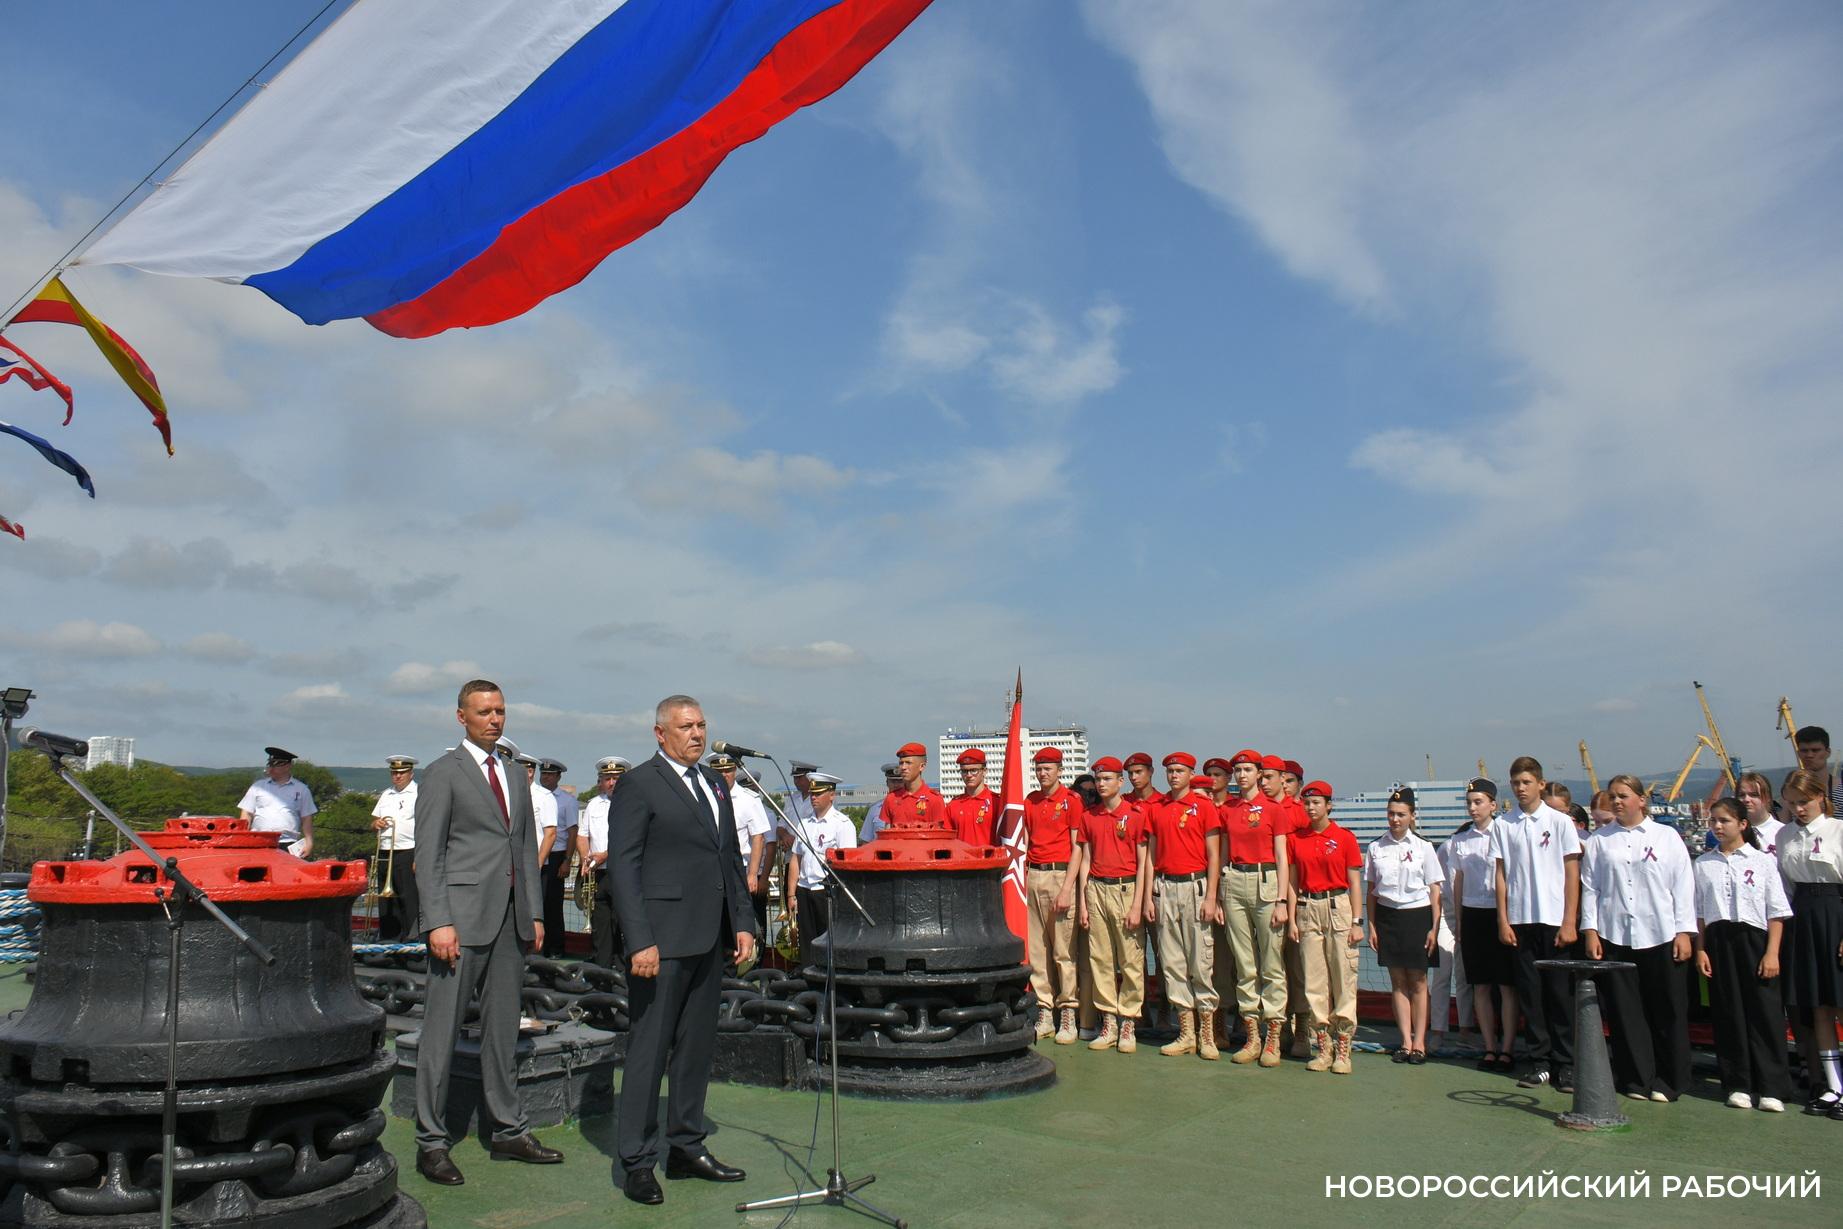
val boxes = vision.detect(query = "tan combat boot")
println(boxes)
[1290,1013,1314,1059]
[1258,1017,1284,1067]
[1230,1015,1262,1064]
[1331,1029,1354,1075]
[1118,1019,1138,1054]
[1159,1009,1197,1056]
[1305,1026,1332,1072]
[1055,1006,1078,1045]
[1213,1012,1230,1048]
[1088,1013,1119,1052]
[1198,1010,1221,1061]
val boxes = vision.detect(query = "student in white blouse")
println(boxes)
[1448,778,1520,1073]
[1694,796,1793,1111]
[1581,775,1697,1102]
[1366,788,1444,1064]
[1775,769,1843,1117]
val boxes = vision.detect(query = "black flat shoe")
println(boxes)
[666,1150,746,1182]
[489,1134,564,1164]
[1408,1050,1427,1065]
[1495,1053,1515,1072]
[1392,1048,1411,1063]
[624,1168,665,1205]
[416,1148,464,1187]
[1477,1051,1499,1071]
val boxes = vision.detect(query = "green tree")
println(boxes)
[314,792,382,862]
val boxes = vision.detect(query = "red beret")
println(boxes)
[1032,747,1063,765]
[1123,752,1153,769]
[1091,755,1124,774]
[1228,749,1262,768]
[1302,780,1333,798]
[1162,752,1197,769]
[897,742,928,759]
[1282,759,1304,778]
[1202,757,1233,775]
[1259,754,1286,772]
[956,747,986,766]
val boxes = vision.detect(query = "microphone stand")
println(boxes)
[41,752,278,1229]
[730,758,905,1229]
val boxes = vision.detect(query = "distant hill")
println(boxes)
[171,765,392,794]
[1549,763,1799,803]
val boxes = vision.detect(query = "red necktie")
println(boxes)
[484,757,510,828]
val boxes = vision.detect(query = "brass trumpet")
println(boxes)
[573,852,597,917]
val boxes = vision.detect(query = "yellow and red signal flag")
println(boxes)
[7,277,171,454]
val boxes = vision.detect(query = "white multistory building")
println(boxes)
[937,724,1090,795]
[84,736,135,771]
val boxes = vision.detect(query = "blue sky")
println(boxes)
[3,0,1840,790]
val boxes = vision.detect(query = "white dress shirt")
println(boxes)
[581,793,611,856]
[238,777,317,844]
[661,752,719,832]
[1695,844,1792,930]
[1366,831,1445,909]
[732,786,772,861]
[530,781,557,845]
[371,780,417,850]
[788,809,859,889]
[1490,803,1583,926]
[1753,816,1785,857]
[1580,819,1695,948]
[461,740,512,819]
[1444,822,1499,909]
[1777,814,1843,885]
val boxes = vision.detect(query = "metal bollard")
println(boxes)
[1538,957,1635,1132]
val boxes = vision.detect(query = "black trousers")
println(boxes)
[795,886,829,951]
[617,940,723,1171]
[591,880,623,969]
[1512,923,1576,1070]
[378,847,420,942]
[541,849,569,956]
[1705,921,1792,1101]
[1601,939,1692,1099]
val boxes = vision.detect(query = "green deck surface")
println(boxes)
[1,967,1829,1227]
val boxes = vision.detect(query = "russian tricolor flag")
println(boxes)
[79,0,933,338]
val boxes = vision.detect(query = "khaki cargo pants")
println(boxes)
[1297,893,1359,1033]
[1222,863,1288,1020]
[1153,875,1217,1012]
[1027,867,1079,1010]
[1084,879,1145,1017]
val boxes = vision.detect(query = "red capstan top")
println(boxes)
[28,817,366,905]
[831,797,1009,872]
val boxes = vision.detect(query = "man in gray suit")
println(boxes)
[610,694,757,1206]
[412,679,564,1185]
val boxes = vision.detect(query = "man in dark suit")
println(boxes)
[411,679,564,1185]
[610,694,757,1206]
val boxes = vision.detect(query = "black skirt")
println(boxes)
[1460,905,1516,986]
[1376,903,1438,970]
[1784,882,1843,1008]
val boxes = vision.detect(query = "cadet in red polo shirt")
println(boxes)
[1025,747,1086,1044]
[1287,781,1364,1074]
[947,748,997,846]
[1201,756,1237,1047]
[1276,757,1314,1056]
[879,742,945,828]
[1145,752,1223,1059]
[1076,756,1150,1054]
[1121,752,1170,1030]
[1213,749,1293,1065]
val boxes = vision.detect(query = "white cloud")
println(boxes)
[277,682,349,715]
[1349,429,1506,499]
[385,661,485,696]
[745,641,866,670]
[21,619,162,657]
[180,632,256,663]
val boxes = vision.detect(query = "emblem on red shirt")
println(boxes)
[1116,817,1127,838]
[1326,839,1339,853]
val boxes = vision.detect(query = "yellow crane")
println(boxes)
[1476,757,1487,780]
[1777,697,1798,756]
[1578,740,1600,795]
[1649,735,1719,804]
[1693,680,1738,791]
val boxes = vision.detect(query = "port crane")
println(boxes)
[1578,740,1600,795]
[1777,697,1798,757]
[1650,735,1720,804]
[1693,681,1739,793]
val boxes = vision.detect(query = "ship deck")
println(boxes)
[1,966,1826,1226]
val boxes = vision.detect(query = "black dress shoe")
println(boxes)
[489,1134,564,1164]
[416,1147,464,1186]
[666,1150,746,1182]
[624,1168,665,1205]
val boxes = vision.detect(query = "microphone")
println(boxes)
[710,740,768,759]
[16,727,90,759]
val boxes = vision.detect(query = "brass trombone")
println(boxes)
[363,817,396,939]
[573,851,597,934]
